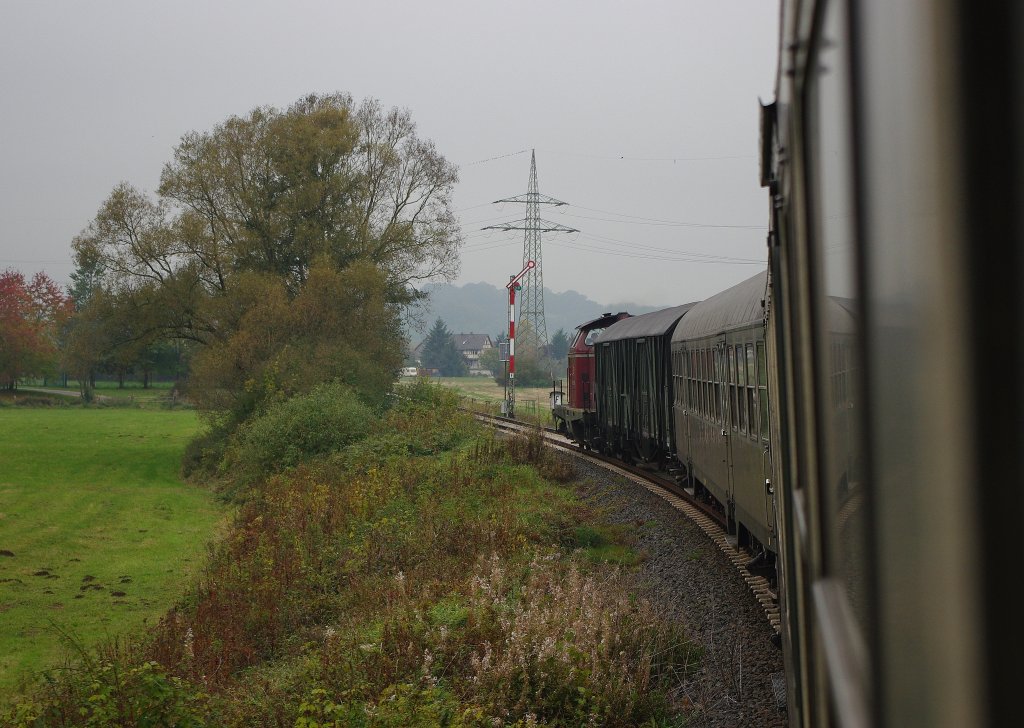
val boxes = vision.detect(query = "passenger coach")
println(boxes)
[671,271,772,556]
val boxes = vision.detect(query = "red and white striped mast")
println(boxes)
[505,260,536,418]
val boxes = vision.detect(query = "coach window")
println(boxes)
[672,351,677,405]
[714,348,723,423]
[684,350,692,413]
[679,350,684,408]
[705,349,712,419]
[745,344,756,441]
[684,350,691,412]
[702,348,710,418]
[728,346,738,430]
[694,349,701,415]
[694,349,701,416]
[757,341,768,440]
[700,352,708,421]
[696,348,703,418]
[689,351,697,414]
[807,0,870,691]
[741,346,749,436]
[690,351,696,414]
[671,351,676,405]
[706,349,713,419]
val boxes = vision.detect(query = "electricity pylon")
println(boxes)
[484,149,577,349]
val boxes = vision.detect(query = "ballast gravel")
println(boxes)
[566,454,788,728]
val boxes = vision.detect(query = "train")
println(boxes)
[554,1,1022,726]
[554,273,774,566]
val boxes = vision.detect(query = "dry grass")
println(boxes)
[425,377,559,426]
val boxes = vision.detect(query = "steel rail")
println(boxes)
[470,410,781,635]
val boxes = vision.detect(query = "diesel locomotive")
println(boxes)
[555,1,1022,725]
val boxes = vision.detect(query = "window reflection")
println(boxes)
[810,0,869,633]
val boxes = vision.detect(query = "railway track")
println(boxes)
[471,409,781,635]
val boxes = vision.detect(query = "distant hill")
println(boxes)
[406,281,665,344]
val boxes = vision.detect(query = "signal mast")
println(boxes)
[503,260,536,418]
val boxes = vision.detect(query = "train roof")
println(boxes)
[595,303,698,343]
[574,311,630,331]
[671,270,769,342]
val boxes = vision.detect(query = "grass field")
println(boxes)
[426,376,560,424]
[0,407,225,697]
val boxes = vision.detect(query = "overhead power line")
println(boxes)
[459,149,530,167]
[458,147,755,169]
[578,230,762,262]
[460,230,764,265]
[550,207,766,230]
[551,238,765,265]
[537,148,755,163]
[460,200,766,230]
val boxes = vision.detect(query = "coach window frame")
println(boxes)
[693,349,699,416]
[745,342,757,442]
[728,345,738,430]
[736,344,747,434]
[757,340,769,441]
[800,0,873,724]
[714,346,722,424]
[697,347,704,418]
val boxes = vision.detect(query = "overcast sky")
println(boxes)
[0,0,779,307]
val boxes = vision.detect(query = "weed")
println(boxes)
[1,630,209,727]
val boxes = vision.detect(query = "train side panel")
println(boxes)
[764,0,1023,725]
[594,304,695,461]
[671,272,771,550]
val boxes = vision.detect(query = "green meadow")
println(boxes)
[0,407,224,697]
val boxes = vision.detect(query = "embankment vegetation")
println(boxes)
[4,383,699,726]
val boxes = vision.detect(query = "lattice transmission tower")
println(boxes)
[484,150,578,349]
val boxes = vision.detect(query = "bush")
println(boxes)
[181,424,231,479]
[228,381,374,476]
[384,379,475,455]
[454,553,698,725]
[2,652,209,727]
[476,429,575,483]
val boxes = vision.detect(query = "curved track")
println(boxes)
[472,411,780,635]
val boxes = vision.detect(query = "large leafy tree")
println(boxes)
[420,318,467,376]
[63,250,172,394]
[189,259,403,424]
[69,93,460,424]
[0,270,71,388]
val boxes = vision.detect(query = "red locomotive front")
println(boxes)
[553,312,630,442]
